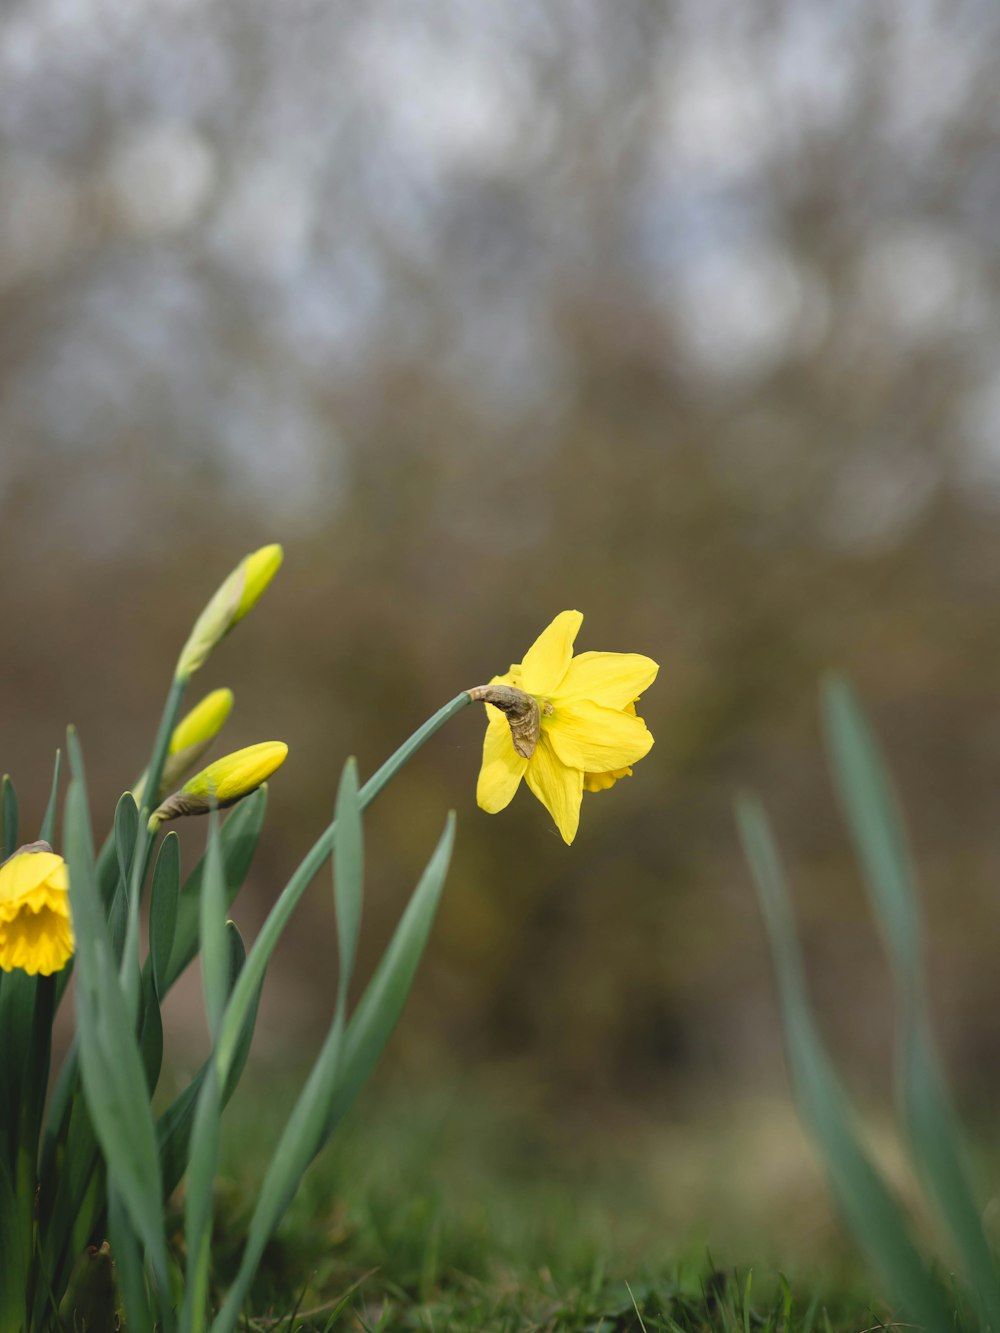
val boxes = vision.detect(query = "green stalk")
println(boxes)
[214,691,470,1083]
[121,676,187,1011]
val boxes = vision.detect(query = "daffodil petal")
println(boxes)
[523,733,583,844]
[0,851,67,906]
[546,700,653,773]
[477,709,528,812]
[519,611,583,695]
[558,652,659,710]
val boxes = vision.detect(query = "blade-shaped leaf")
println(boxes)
[150,833,180,1001]
[333,758,364,1008]
[107,1186,152,1332]
[823,679,920,978]
[64,736,172,1320]
[200,810,229,1042]
[737,794,953,1332]
[823,678,1000,1327]
[40,748,62,846]
[113,791,140,890]
[211,812,454,1333]
[164,786,267,994]
[325,812,455,1137]
[181,1063,221,1333]
[2,773,18,860]
[157,924,258,1203]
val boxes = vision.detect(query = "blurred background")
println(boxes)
[4,0,1000,1266]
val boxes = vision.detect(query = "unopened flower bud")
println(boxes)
[134,688,236,805]
[175,545,283,680]
[149,741,288,830]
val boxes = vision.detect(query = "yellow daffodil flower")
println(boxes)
[176,544,283,679]
[0,843,74,975]
[473,610,657,844]
[149,741,288,829]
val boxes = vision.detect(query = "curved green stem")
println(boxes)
[215,691,471,1083]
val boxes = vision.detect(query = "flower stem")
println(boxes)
[215,691,471,1082]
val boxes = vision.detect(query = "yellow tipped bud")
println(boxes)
[133,688,236,805]
[170,688,235,757]
[149,741,288,829]
[175,544,284,679]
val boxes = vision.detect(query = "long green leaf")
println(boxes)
[163,786,268,994]
[333,758,364,1010]
[108,1186,152,1332]
[114,791,143,1019]
[180,1064,221,1333]
[180,813,228,1333]
[212,811,454,1333]
[150,833,181,1001]
[213,694,469,1091]
[824,678,1000,1327]
[200,810,229,1042]
[2,773,18,859]
[40,748,62,846]
[157,924,258,1203]
[64,737,172,1325]
[737,794,953,1331]
[0,1138,29,1330]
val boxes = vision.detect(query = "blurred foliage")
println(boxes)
[3,0,1000,1103]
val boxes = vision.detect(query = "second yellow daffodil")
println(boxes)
[473,610,657,844]
[0,843,74,976]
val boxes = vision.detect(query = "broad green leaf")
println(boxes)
[1,773,18,859]
[737,794,953,1331]
[824,678,1000,1328]
[40,748,62,846]
[150,833,180,1000]
[64,740,172,1322]
[212,812,454,1333]
[164,786,267,993]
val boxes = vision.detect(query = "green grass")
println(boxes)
[177,1073,892,1332]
